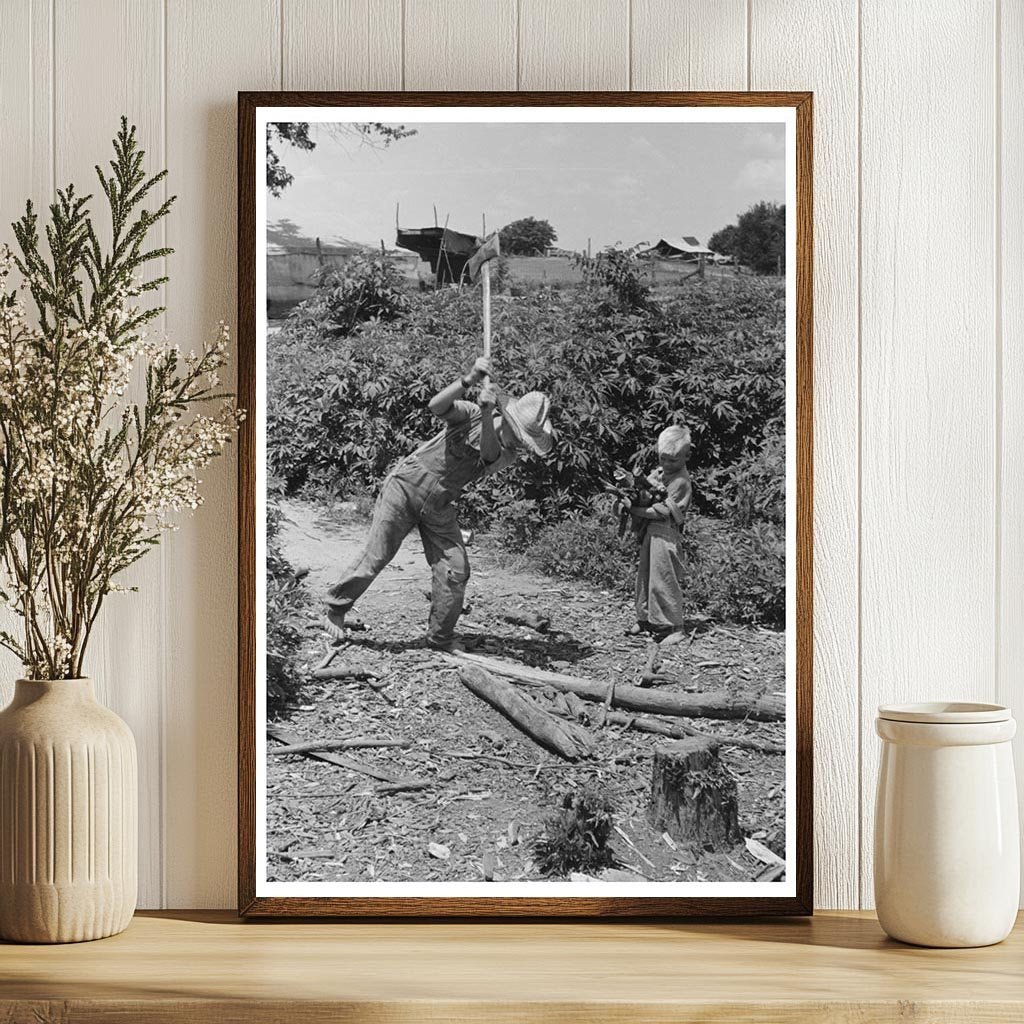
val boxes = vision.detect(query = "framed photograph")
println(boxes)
[238,91,812,917]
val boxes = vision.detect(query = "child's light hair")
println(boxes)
[657,424,691,459]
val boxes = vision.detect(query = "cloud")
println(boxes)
[735,157,785,192]
[742,126,785,153]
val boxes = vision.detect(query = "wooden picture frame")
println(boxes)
[238,91,813,917]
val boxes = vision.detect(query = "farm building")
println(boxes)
[266,236,372,316]
[396,225,481,284]
[640,236,714,261]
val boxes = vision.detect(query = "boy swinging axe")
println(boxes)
[324,231,554,652]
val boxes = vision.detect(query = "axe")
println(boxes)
[468,232,501,365]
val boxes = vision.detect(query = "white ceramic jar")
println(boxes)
[874,702,1019,947]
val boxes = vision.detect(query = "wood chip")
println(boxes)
[745,836,786,868]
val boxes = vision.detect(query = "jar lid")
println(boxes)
[877,701,1011,724]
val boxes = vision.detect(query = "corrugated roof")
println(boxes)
[651,236,713,256]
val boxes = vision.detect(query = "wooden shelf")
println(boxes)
[2,910,1022,1022]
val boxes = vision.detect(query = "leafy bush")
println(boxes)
[514,508,785,629]
[266,500,308,718]
[534,788,616,877]
[680,516,786,628]
[526,505,636,593]
[284,254,408,339]
[267,270,786,627]
[490,498,542,554]
[574,243,653,312]
[270,278,783,517]
[702,430,785,527]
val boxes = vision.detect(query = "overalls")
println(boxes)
[325,401,513,645]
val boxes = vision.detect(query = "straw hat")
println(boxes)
[497,391,554,457]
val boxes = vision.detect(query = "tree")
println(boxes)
[499,216,557,256]
[267,124,315,196]
[267,122,416,197]
[708,224,738,258]
[709,203,785,275]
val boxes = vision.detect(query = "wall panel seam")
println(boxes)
[49,0,55,196]
[855,0,864,910]
[159,0,169,909]
[516,0,521,90]
[994,0,1004,706]
[745,0,752,89]
[624,0,632,91]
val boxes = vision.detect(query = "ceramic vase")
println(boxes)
[0,678,137,943]
[874,701,1019,948]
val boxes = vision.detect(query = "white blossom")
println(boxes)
[0,243,240,679]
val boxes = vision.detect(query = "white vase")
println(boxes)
[0,678,137,943]
[874,701,1020,947]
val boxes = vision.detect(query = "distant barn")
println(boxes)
[640,236,714,261]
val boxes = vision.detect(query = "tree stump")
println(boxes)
[648,738,742,852]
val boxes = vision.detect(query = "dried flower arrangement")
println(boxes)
[0,118,240,679]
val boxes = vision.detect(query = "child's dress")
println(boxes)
[634,468,692,632]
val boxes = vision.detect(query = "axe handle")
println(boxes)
[482,261,492,360]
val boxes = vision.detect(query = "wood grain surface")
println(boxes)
[405,0,518,91]
[999,0,1024,877]
[519,0,629,90]
[857,0,998,909]
[1,910,1023,1023]
[165,0,280,909]
[630,0,747,91]
[750,0,860,914]
[283,0,403,92]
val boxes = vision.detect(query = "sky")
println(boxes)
[266,120,786,253]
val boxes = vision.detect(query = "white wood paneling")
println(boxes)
[163,0,280,908]
[0,0,50,223]
[859,0,998,907]
[631,0,747,91]
[283,0,402,91]
[750,0,860,910]
[53,0,167,909]
[0,1,52,697]
[1000,0,1024,895]
[0,0,1017,911]
[519,0,629,90]
[404,0,517,90]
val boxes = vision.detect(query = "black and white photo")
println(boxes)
[239,96,811,916]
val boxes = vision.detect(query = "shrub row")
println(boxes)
[267,260,786,627]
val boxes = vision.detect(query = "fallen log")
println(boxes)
[314,647,341,671]
[447,652,785,723]
[269,737,411,756]
[375,779,434,796]
[267,726,419,785]
[311,664,380,681]
[595,710,785,755]
[457,664,589,761]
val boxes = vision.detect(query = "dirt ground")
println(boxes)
[266,497,787,885]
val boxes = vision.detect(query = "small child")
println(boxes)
[628,425,693,642]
